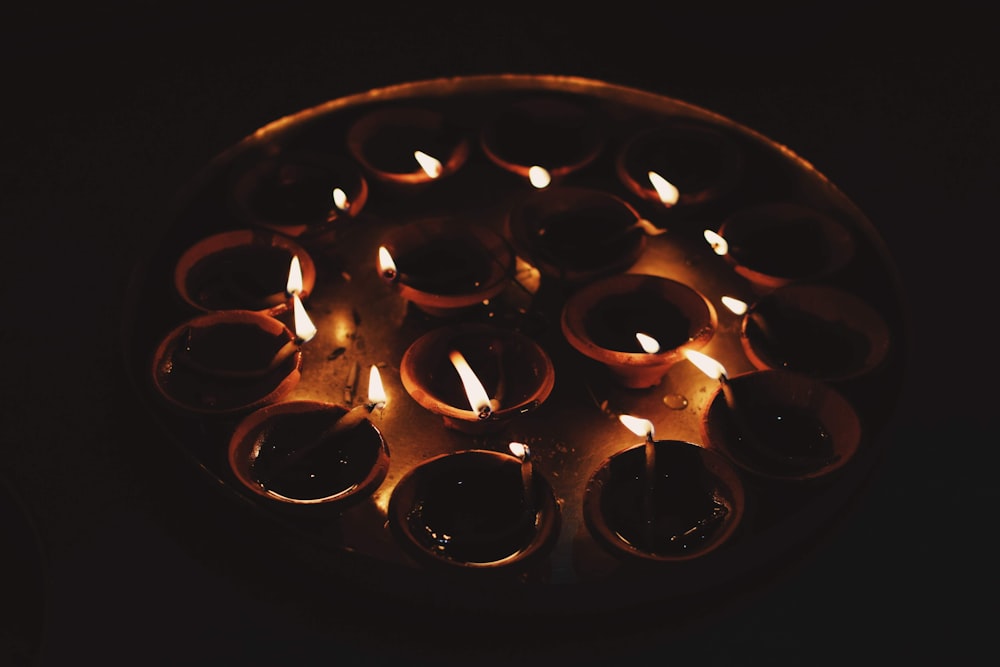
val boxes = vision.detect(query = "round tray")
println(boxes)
[122,74,906,617]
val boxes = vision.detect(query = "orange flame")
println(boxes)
[414,150,443,179]
[509,441,530,460]
[528,165,551,189]
[449,350,493,417]
[377,246,397,280]
[286,255,303,296]
[721,296,748,316]
[684,349,728,380]
[635,332,660,354]
[367,365,386,409]
[291,293,317,343]
[332,187,349,211]
[703,229,729,256]
[619,414,655,440]
[648,171,680,206]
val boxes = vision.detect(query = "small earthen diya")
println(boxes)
[561,273,717,388]
[615,119,744,211]
[387,449,560,570]
[173,230,316,313]
[479,93,605,185]
[716,202,856,290]
[346,105,470,186]
[228,399,389,511]
[739,284,891,381]
[504,186,653,284]
[151,310,302,416]
[399,323,555,434]
[584,431,745,562]
[229,150,368,238]
[700,368,862,481]
[377,217,516,317]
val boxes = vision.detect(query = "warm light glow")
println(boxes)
[291,293,317,343]
[509,442,530,460]
[414,150,443,178]
[721,296,748,316]
[332,187,349,211]
[684,349,728,380]
[528,165,551,189]
[377,246,397,279]
[449,350,493,417]
[648,171,680,206]
[703,229,729,255]
[635,332,660,354]
[367,365,386,409]
[286,255,303,296]
[619,414,655,440]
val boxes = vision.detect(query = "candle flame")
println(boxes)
[619,414,655,440]
[286,255,303,296]
[291,293,317,343]
[635,332,661,354]
[509,442,530,460]
[377,246,397,280]
[684,349,728,380]
[367,365,386,409]
[414,150,443,179]
[528,165,551,189]
[332,187,350,211]
[703,229,729,255]
[648,171,680,206]
[449,349,493,418]
[721,296,748,316]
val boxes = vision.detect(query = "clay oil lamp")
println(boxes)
[229,149,368,238]
[227,365,389,512]
[399,323,555,434]
[377,217,516,317]
[722,287,891,382]
[583,415,745,562]
[387,446,560,572]
[479,93,605,187]
[150,309,305,416]
[504,186,661,285]
[173,230,316,314]
[686,350,862,481]
[346,105,470,188]
[560,273,717,388]
[711,202,857,290]
[615,119,744,214]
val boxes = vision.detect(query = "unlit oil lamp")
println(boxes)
[387,447,560,571]
[150,309,305,416]
[227,365,389,511]
[346,106,469,187]
[722,287,891,381]
[399,323,555,434]
[686,350,861,481]
[560,273,717,388]
[229,149,368,238]
[615,119,744,213]
[711,202,857,290]
[174,231,316,314]
[479,93,605,186]
[583,415,745,562]
[377,217,515,317]
[504,186,660,284]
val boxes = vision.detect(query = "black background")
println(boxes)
[2,2,996,665]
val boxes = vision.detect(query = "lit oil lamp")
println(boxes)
[480,93,605,186]
[173,231,316,313]
[504,186,658,284]
[346,106,469,187]
[228,365,389,512]
[229,150,368,238]
[722,287,891,381]
[686,350,862,481]
[399,323,555,434]
[377,217,515,317]
[615,119,744,213]
[583,414,745,562]
[387,448,560,571]
[560,273,717,388]
[151,310,303,416]
[713,202,857,290]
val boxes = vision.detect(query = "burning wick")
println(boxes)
[508,442,534,512]
[722,295,775,342]
[683,350,737,410]
[449,350,496,419]
[703,229,729,256]
[284,255,317,343]
[648,171,680,207]
[414,150,443,179]
[332,187,350,211]
[377,246,398,282]
[635,332,661,354]
[528,165,551,189]
[619,414,656,524]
